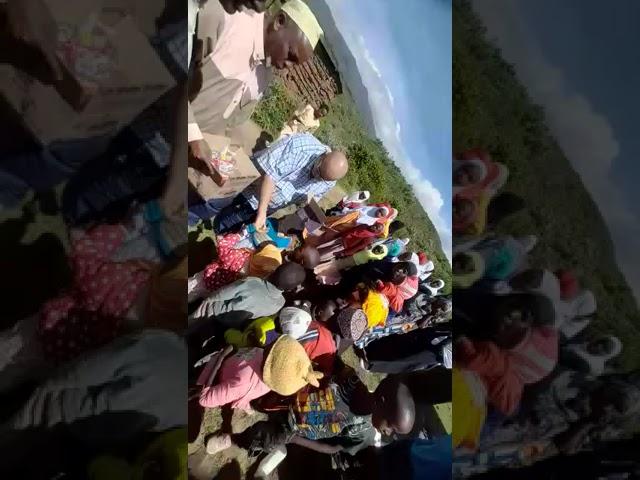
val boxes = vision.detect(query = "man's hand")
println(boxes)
[253,211,267,231]
[7,0,62,81]
[189,138,228,187]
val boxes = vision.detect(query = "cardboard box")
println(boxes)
[277,199,327,234]
[188,133,260,202]
[0,0,175,145]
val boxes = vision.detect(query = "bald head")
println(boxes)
[318,151,348,181]
[372,378,416,435]
[289,244,320,269]
[269,262,307,292]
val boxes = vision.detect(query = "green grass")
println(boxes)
[252,80,453,291]
[453,0,640,369]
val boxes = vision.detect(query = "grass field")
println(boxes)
[252,81,453,291]
[453,0,640,369]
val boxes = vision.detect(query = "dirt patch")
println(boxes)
[187,343,384,480]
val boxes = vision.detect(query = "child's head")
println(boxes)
[587,382,638,423]
[269,262,307,292]
[278,302,313,339]
[290,245,321,269]
[374,206,390,218]
[487,192,525,227]
[391,262,418,284]
[316,103,329,119]
[453,197,475,224]
[487,293,554,349]
[372,377,416,436]
[398,251,413,263]
[388,220,405,236]
[586,335,622,358]
[453,253,474,274]
[313,298,338,323]
[454,162,484,186]
[369,223,385,234]
[372,245,385,256]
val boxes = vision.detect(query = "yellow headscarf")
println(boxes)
[361,290,389,328]
[452,368,487,451]
[249,244,283,278]
[281,0,324,49]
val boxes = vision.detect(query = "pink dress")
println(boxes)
[202,233,252,291]
[199,348,270,411]
[39,225,150,363]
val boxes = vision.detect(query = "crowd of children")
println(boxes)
[186,189,452,477]
[451,149,640,477]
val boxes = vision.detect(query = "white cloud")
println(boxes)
[351,34,452,260]
[473,0,640,303]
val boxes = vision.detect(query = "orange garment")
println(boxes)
[377,276,419,313]
[248,243,283,278]
[323,211,360,233]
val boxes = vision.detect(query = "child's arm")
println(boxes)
[289,435,343,454]
[199,377,243,408]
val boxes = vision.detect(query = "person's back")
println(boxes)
[288,365,377,454]
[190,276,285,328]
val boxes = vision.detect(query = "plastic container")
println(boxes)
[255,445,287,477]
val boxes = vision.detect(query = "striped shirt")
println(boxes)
[242,133,334,211]
[354,323,408,349]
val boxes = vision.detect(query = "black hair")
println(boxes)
[389,220,406,235]
[488,192,525,226]
[405,262,418,277]
[270,262,307,291]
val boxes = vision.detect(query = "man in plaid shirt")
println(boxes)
[191,132,348,233]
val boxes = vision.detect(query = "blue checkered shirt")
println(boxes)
[242,133,334,211]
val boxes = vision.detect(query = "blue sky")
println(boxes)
[318,0,452,259]
[473,0,640,303]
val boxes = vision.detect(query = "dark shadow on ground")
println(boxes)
[0,201,71,329]
[189,225,217,277]
[213,459,242,480]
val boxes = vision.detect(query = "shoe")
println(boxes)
[206,434,232,455]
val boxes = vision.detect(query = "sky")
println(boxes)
[320,0,453,260]
[472,0,640,304]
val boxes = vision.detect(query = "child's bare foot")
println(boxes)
[205,434,232,455]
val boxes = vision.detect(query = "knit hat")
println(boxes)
[279,306,313,339]
[262,335,323,396]
[281,0,324,49]
[336,307,368,341]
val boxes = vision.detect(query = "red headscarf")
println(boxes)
[555,269,579,300]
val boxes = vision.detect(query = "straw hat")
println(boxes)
[262,335,323,396]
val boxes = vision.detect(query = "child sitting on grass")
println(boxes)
[314,244,388,285]
[205,366,416,456]
[188,262,307,330]
[198,335,323,412]
[187,231,319,303]
[455,292,559,416]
